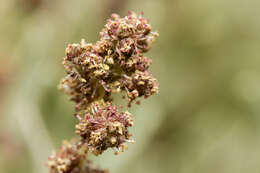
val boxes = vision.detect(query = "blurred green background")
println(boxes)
[1,0,260,173]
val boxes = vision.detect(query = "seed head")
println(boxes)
[48,11,159,173]
[47,141,86,173]
[75,101,134,155]
[59,11,159,113]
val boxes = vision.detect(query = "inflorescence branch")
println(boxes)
[47,11,159,173]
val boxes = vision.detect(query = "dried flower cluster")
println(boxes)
[75,102,134,155]
[48,141,108,173]
[48,11,159,173]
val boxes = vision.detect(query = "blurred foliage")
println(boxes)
[1,0,260,173]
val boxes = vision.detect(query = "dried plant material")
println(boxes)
[48,11,159,173]
[75,102,134,155]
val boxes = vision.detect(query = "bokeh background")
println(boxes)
[1,0,260,173]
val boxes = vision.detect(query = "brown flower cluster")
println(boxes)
[48,141,108,173]
[75,102,134,155]
[48,11,159,173]
[59,11,159,112]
